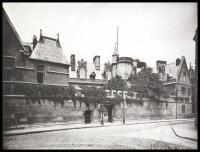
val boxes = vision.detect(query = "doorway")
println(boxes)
[108,105,113,122]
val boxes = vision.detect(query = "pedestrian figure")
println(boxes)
[15,112,20,128]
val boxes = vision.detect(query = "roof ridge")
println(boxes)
[166,62,175,65]
[42,36,57,41]
[3,7,26,52]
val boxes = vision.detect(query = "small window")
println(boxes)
[36,65,45,83]
[17,56,26,67]
[188,88,191,97]
[90,72,96,80]
[182,87,186,97]
[183,72,186,82]
[182,105,185,113]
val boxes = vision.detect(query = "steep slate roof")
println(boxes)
[22,42,33,55]
[165,56,186,80]
[30,36,70,65]
[193,27,198,41]
[3,8,27,53]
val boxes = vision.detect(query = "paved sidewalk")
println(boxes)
[171,122,197,141]
[3,118,195,137]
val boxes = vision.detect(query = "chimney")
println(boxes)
[176,58,181,66]
[71,54,76,71]
[32,35,37,49]
[56,33,61,47]
[156,60,167,73]
[40,29,42,37]
[93,55,100,70]
[39,29,44,43]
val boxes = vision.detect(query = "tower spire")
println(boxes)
[113,27,119,55]
[112,27,119,63]
[117,26,118,53]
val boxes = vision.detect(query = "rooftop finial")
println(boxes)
[40,29,42,36]
[189,63,192,69]
[57,33,59,40]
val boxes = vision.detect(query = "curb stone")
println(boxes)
[3,118,195,136]
[171,126,197,141]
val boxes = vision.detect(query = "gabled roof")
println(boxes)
[165,56,188,80]
[3,8,27,53]
[30,35,70,65]
[90,71,96,76]
[22,42,33,55]
[193,27,198,41]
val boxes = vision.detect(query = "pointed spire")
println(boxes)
[117,26,118,52]
[113,43,118,55]
[39,29,44,43]
[57,33,59,41]
[113,26,119,55]
[40,29,42,37]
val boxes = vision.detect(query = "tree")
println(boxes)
[82,86,106,108]
[128,67,169,102]
[106,75,127,91]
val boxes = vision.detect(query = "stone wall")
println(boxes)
[3,96,88,125]
[3,96,193,128]
[114,101,193,120]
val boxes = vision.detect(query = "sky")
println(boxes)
[3,3,197,71]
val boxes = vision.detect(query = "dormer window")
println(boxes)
[90,72,96,80]
[36,65,45,83]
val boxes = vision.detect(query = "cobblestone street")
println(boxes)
[3,121,197,149]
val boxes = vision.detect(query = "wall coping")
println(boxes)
[47,70,69,75]
[2,81,69,87]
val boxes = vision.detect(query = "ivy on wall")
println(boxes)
[126,98,144,106]
[3,83,76,108]
[3,82,128,109]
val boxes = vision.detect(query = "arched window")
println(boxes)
[183,72,186,82]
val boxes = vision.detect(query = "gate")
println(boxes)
[107,104,113,122]
[84,109,92,124]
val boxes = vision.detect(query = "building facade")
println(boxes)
[157,56,193,117]
[3,8,71,126]
[3,8,194,127]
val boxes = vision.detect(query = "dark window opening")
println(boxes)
[90,72,96,80]
[182,105,185,113]
[17,56,26,67]
[36,65,44,83]
[183,72,186,82]
[37,72,44,83]
[182,87,186,97]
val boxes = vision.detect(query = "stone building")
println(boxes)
[189,64,195,113]
[69,54,106,89]
[3,8,72,125]
[193,27,198,126]
[102,44,146,80]
[3,7,194,126]
[157,56,193,117]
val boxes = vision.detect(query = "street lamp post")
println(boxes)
[122,90,126,125]
[100,104,104,125]
[123,98,125,124]
[176,97,177,119]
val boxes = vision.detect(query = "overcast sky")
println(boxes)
[3,3,197,71]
